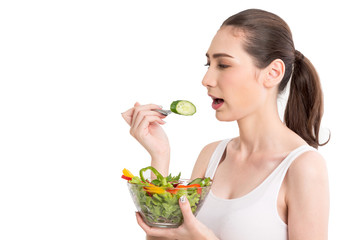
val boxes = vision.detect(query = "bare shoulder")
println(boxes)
[190,140,222,179]
[285,150,329,221]
[284,149,330,238]
[287,150,328,184]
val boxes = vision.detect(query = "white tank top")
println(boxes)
[196,139,317,240]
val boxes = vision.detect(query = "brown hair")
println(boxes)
[222,9,328,148]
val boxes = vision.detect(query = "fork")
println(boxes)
[153,109,172,116]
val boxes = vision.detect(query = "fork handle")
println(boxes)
[153,109,172,116]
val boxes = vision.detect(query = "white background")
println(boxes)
[1,0,359,239]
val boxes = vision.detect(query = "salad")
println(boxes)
[122,166,212,227]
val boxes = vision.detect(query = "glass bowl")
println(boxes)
[127,179,212,228]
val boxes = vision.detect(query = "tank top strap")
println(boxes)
[265,144,318,201]
[275,145,317,181]
[205,139,232,179]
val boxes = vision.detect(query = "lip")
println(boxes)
[212,101,223,110]
[208,94,224,110]
[208,94,219,99]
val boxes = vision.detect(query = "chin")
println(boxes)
[215,111,237,122]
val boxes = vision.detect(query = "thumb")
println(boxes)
[179,195,195,223]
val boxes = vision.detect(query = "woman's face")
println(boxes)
[202,26,267,122]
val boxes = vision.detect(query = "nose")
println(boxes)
[202,68,217,88]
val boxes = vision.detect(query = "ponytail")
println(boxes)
[284,50,328,149]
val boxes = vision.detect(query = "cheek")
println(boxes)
[225,73,265,115]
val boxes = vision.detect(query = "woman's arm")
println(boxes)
[145,141,221,240]
[190,141,221,179]
[286,151,330,240]
[122,103,170,177]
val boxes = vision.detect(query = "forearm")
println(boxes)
[146,236,171,240]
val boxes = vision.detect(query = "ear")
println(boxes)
[263,59,285,88]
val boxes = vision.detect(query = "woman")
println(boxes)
[122,9,329,240]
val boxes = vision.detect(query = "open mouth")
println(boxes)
[209,95,224,110]
[213,98,224,105]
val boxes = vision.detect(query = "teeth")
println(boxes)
[214,98,223,104]
[210,95,224,105]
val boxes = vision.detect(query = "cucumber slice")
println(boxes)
[188,178,202,185]
[170,100,196,116]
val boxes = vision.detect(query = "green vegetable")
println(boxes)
[170,100,196,116]
[139,166,167,186]
[188,178,202,185]
[125,166,211,227]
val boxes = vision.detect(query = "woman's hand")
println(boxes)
[121,103,170,158]
[136,196,219,240]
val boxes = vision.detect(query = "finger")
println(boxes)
[135,212,150,232]
[121,107,135,126]
[132,115,165,139]
[121,102,141,126]
[179,195,196,224]
[132,110,166,131]
[131,104,163,128]
[131,104,162,125]
[136,212,175,238]
[122,103,161,126]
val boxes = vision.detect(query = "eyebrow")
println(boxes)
[205,53,234,59]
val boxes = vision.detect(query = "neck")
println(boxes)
[235,102,286,154]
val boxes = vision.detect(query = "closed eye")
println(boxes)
[218,64,230,69]
[204,62,230,69]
